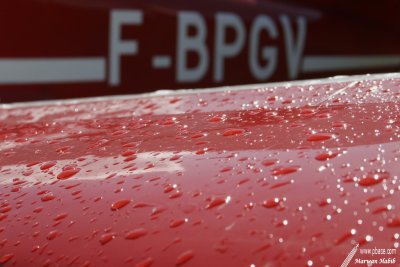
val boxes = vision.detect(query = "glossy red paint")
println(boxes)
[1,74,400,266]
[0,0,399,102]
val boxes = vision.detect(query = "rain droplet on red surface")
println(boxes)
[208,116,222,123]
[223,129,245,137]
[33,207,43,213]
[262,198,280,208]
[46,230,59,240]
[53,213,68,221]
[40,161,56,170]
[135,257,154,267]
[170,219,186,228]
[57,169,80,180]
[358,173,388,187]
[41,193,56,202]
[0,213,7,221]
[176,250,194,266]
[272,166,299,176]
[0,254,14,264]
[125,228,148,240]
[191,133,206,139]
[99,233,116,245]
[170,155,182,161]
[315,152,338,161]
[206,198,226,209]
[111,199,131,210]
[122,150,136,157]
[387,216,400,228]
[26,161,41,167]
[307,133,335,142]
[261,159,277,167]
[334,230,355,245]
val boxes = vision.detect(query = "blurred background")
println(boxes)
[0,0,399,103]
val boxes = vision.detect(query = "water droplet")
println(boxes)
[387,216,400,228]
[307,133,335,142]
[358,171,389,187]
[237,178,250,186]
[262,198,280,208]
[33,207,43,213]
[57,169,80,180]
[220,167,233,173]
[170,219,187,228]
[223,129,245,137]
[270,181,292,189]
[26,161,40,167]
[40,161,56,170]
[53,213,68,221]
[372,205,392,214]
[262,159,277,167]
[41,193,56,202]
[335,230,355,245]
[208,116,222,123]
[176,250,194,266]
[99,233,116,245]
[125,228,148,240]
[272,166,299,176]
[122,150,136,157]
[135,257,154,267]
[170,155,182,161]
[191,133,206,139]
[206,198,226,209]
[315,152,338,161]
[46,230,59,240]
[111,199,131,210]
[0,254,14,264]
[318,198,332,207]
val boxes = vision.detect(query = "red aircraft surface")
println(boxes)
[0,73,399,266]
[0,0,399,102]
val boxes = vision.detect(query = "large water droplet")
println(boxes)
[315,152,338,161]
[387,216,400,228]
[40,161,56,170]
[57,169,80,180]
[272,166,299,176]
[206,198,226,209]
[41,193,56,202]
[223,129,245,137]
[111,199,131,210]
[46,230,59,240]
[176,250,194,266]
[170,219,187,228]
[358,171,389,187]
[262,198,280,208]
[135,257,154,267]
[307,133,335,142]
[0,254,14,264]
[99,233,116,245]
[125,228,148,240]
